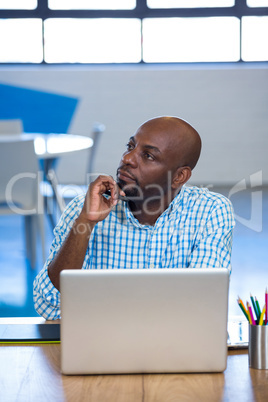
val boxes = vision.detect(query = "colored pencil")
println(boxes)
[255,297,261,321]
[246,302,252,324]
[237,297,247,315]
[250,294,259,324]
[237,298,249,321]
[247,302,256,325]
[259,305,266,326]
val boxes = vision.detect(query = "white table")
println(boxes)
[0,133,93,159]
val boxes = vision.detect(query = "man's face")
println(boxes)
[116,124,181,200]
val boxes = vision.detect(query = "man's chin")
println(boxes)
[117,179,140,198]
[116,178,127,191]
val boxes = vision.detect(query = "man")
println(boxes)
[33,116,235,319]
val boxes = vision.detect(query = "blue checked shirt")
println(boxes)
[33,185,235,320]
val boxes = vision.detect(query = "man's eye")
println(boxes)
[126,142,134,150]
[144,152,154,161]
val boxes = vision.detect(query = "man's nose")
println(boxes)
[121,149,138,168]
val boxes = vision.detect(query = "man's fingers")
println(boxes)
[89,174,127,208]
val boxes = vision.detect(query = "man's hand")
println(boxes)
[80,175,126,223]
[47,175,125,291]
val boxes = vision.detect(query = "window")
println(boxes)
[241,16,268,61]
[143,17,240,63]
[48,0,136,10]
[0,0,267,64]
[0,0,37,9]
[147,0,235,8]
[44,18,141,63]
[0,19,42,63]
[247,0,268,6]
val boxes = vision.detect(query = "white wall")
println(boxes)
[1,64,267,187]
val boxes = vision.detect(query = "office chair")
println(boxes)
[0,139,46,268]
[0,119,23,135]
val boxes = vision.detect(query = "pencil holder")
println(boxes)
[248,324,268,369]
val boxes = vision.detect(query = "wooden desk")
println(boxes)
[0,319,267,402]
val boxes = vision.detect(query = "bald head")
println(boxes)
[139,116,201,170]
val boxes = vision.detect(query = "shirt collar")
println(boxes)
[165,185,185,216]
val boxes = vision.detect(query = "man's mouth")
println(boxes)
[117,169,136,183]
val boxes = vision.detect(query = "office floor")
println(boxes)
[0,187,267,319]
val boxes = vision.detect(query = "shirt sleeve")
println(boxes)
[188,195,235,270]
[33,195,85,320]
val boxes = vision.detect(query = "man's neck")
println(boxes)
[128,193,176,226]
[130,206,161,226]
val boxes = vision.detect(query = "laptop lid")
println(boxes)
[60,268,229,375]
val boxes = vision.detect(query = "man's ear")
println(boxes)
[171,166,192,189]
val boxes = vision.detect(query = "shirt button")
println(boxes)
[150,264,154,268]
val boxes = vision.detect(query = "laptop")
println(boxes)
[60,268,229,375]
